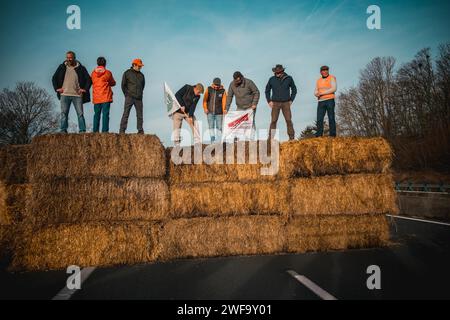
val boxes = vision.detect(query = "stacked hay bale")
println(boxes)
[0,145,31,258]
[164,137,398,260]
[11,134,168,271]
[279,138,398,253]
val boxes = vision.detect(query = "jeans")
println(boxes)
[120,96,144,133]
[207,114,223,143]
[316,99,336,137]
[60,95,86,133]
[93,102,111,133]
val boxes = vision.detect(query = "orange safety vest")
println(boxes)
[316,74,336,101]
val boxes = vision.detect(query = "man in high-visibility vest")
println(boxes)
[314,66,337,137]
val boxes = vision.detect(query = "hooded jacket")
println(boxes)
[91,66,116,104]
[52,61,92,104]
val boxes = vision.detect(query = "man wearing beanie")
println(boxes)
[203,78,227,143]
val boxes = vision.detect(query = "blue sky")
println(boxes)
[0,0,449,146]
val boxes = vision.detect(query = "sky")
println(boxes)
[0,0,449,146]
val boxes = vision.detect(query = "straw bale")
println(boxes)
[28,177,169,225]
[285,214,390,253]
[290,174,399,216]
[28,133,166,180]
[170,181,290,218]
[10,222,161,271]
[0,144,30,184]
[159,216,285,260]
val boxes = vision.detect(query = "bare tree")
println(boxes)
[0,82,58,145]
[337,44,450,171]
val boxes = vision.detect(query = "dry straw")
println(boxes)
[279,137,392,178]
[170,181,290,218]
[28,133,167,180]
[285,214,390,253]
[0,145,30,184]
[28,177,169,225]
[0,183,31,225]
[168,137,393,183]
[158,216,285,260]
[290,174,399,216]
[11,222,161,271]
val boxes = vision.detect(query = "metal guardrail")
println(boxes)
[395,182,450,193]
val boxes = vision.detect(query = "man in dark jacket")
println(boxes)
[265,64,297,140]
[172,83,204,145]
[120,58,146,134]
[52,51,92,133]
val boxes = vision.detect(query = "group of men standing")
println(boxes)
[51,51,338,144]
[52,51,146,134]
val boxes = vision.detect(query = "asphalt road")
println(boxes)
[1,215,449,300]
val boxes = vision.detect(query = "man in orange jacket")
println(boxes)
[91,57,116,132]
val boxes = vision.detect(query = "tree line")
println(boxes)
[337,44,450,171]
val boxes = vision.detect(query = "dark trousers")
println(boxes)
[316,99,336,137]
[93,102,111,133]
[120,96,144,133]
[269,101,295,140]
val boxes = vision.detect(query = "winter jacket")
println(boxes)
[226,78,260,110]
[265,73,297,103]
[91,66,116,104]
[52,61,92,104]
[121,68,145,100]
[203,85,227,115]
[175,84,200,117]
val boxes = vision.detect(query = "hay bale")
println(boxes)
[28,177,169,225]
[0,183,31,225]
[290,174,399,216]
[169,164,274,184]
[0,225,12,257]
[10,222,161,271]
[170,181,290,218]
[285,214,390,253]
[168,142,277,184]
[279,137,392,178]
[0,145,30,184]
[168,137,392,183]
[28,133,166,180]
[159,216,285,260]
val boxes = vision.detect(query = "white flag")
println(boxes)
[222,110,255,142]
[164,82,181,118]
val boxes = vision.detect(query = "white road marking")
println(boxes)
[387,215,450,227]
[52,267,96,300]
[287,270,337,300]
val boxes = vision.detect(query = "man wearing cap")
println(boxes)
[203,78,227,143]
[315,66,337,137]
[265,64,297,140]
[120,59,146,134]
[52,51,92,133]
[173,83,204,145]
[225,71,260,129]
